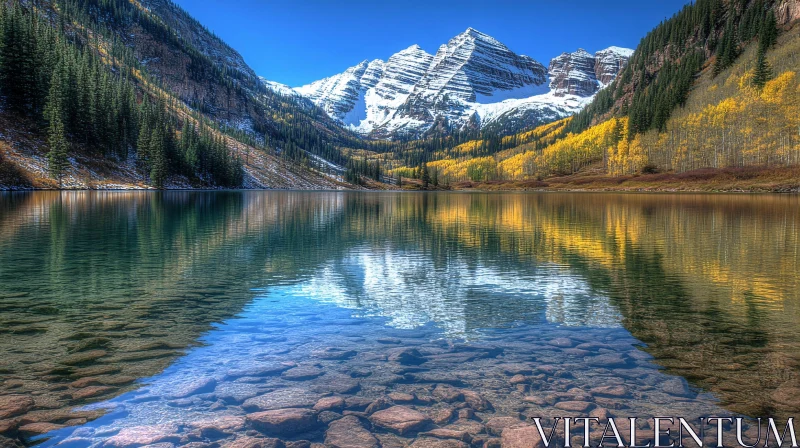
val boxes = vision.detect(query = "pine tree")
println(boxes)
[44,59,67,127]
[149,127,168,189]
[137,114,152,171]
[47,115,70,186]
[714,19,739,76]
[753,46,772,89]
[760,11,778,51]
[421,163,430,189]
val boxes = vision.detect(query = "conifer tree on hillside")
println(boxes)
[47,116,69,186]
[714,18,740,76]
[753,45,773,89]
[421,163,431,190]
[149,127,168,189]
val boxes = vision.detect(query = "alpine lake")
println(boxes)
[1,191,799,448]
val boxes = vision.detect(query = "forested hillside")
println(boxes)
[0,0,354,189]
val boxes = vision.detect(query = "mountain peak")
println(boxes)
[458,27,495,41]
[398,44,429,56]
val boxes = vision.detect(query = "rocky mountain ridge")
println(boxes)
[286,29,632,138]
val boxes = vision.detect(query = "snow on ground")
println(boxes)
[342,89,368,128]
[473,80,551,104]
[474,91,595,125]
[261,78,303,98]
[605,46,635,58]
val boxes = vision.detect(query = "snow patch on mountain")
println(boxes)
[261,78,301,98]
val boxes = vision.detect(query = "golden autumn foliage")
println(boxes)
[430,157,498,182]
[607,124,648,176]
[636,31,800,173]
[497,118,626,179]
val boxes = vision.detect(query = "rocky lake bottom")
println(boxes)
[10,287,755,448]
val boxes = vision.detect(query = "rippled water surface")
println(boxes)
[0,192,799,447]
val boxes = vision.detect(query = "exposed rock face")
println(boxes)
[287,28,631,138]
[549,49,598,97]
[549,47,633,97]
[595,47,633,85]
[407,28,547,105]
[776,0,800,25]
[136,0,261,126]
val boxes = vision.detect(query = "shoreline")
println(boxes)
[3,166,800,194]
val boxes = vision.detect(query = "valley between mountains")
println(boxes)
[1,0,800,192]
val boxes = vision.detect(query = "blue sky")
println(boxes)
[173,0,691,87]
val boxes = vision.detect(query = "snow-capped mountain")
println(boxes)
[277,29,633,138]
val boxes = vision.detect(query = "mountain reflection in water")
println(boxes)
[0,191,798,446]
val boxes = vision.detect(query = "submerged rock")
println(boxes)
[246,409,318,436]
[0,395,34,419]
[433,385,463,403]
[103,424,181,447]
[59,350,108,366]
[460,390,490,411]
[226,364,295,379]
[169,377,217,399]
[72,386,115,400]
[242,389,321,412]
[369,406,432,435]
[224,436,285,448]
[281,367,323,381]
[324,415,379,448]
[388,392,415,403]
[17,422,64,437]
[365,397,393,415]
[590,385,628,398]
[585,354,627,368]
[772,382,800,407]
[388,348,426,366]
[421,428,472,442]
[554,401,594,412]
[313,397,345,412]
[501,425,543,448]
[548,338,575,348]
[408,438,469,448]
[311,348,356,360]
[188,415,247,438]
[486,417,523,436]
[661,378,692,397]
